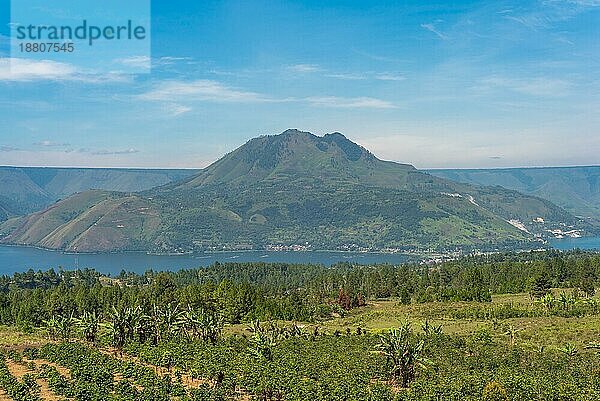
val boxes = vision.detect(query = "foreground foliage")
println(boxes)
[0,251,599,400]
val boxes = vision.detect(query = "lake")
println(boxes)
[1,236,599,276]
[0,245,412,276]
[548,236,600,251]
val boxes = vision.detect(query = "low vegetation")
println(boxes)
[0,250,599,400]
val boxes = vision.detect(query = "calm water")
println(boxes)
[1,236,598,276]
[0,245,412,276]
[549,236,600,251]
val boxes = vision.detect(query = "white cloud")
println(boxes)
[374,73,406,81]
[34,140,70,147]
[421,22,448,40]
[325,73,367,80]
[115,56,151,69]
[139,80,397,111]
[306,96,397,109]
[0,58,78,81]
[565,0,600,5]
[0,58,131,83]
[325,72,406,81]
[287,64,321,73]
[91,148,140,155]
[163,103,192,117]
[115,56,193,70]
[138,79,272,103]
[477,75,572,97]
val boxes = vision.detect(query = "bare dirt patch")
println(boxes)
[5,358,72,401]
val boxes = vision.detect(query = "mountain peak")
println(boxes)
[182,129,415,188]
[280,128,313,137]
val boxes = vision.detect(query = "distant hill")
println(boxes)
[1,130,591,253]
[428,166,600,221]
[0,167,198,219]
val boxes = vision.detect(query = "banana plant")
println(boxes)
[377,321,430,387]
[504,325,522,347]
[75,311,100,344]
[558,342,578,357]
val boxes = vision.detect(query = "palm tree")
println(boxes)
[377,321,429,387]
[198,309,224,344]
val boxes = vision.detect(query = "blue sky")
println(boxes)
[0,0,598,168]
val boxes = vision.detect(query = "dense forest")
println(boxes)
[0,250,598,329]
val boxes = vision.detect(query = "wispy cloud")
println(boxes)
[158,56,193,63]
[565,0,600,5]
[421,22,448,40]
[325,72,367,80]
[0,58,130,83]
[503,0,600,29]
[34,140,70,147]
[91,148,140,155]
[325,72,406,81]
[0,145,21,152]
[287,64,321,73]
[163,103,192,117]
[374,73,406,82]
[138,79,272,103]
[306,96,397,109]
[477,75,572,97]
[115,55,193,70]
[351,48,402,63]
[139,79,397,112]
[0,58,78,82]
[115,56,151,69]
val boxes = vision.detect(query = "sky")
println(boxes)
[0,0,598,169]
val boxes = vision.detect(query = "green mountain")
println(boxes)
[0,130,591,253]
[0,166,197,219]
[428,166,600,221]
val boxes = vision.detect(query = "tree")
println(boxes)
[248,320,278,361]
[76,311,100,344]
[182,306,223,344]
[399,287,411,305]
[377,321,429,387]
[108,306,128,349]
[528,274,551,300]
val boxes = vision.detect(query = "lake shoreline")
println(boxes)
[0,237,598,276]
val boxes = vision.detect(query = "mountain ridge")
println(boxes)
[0,130,592,253]
[429,166,600,221]
[0,166,198,219]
